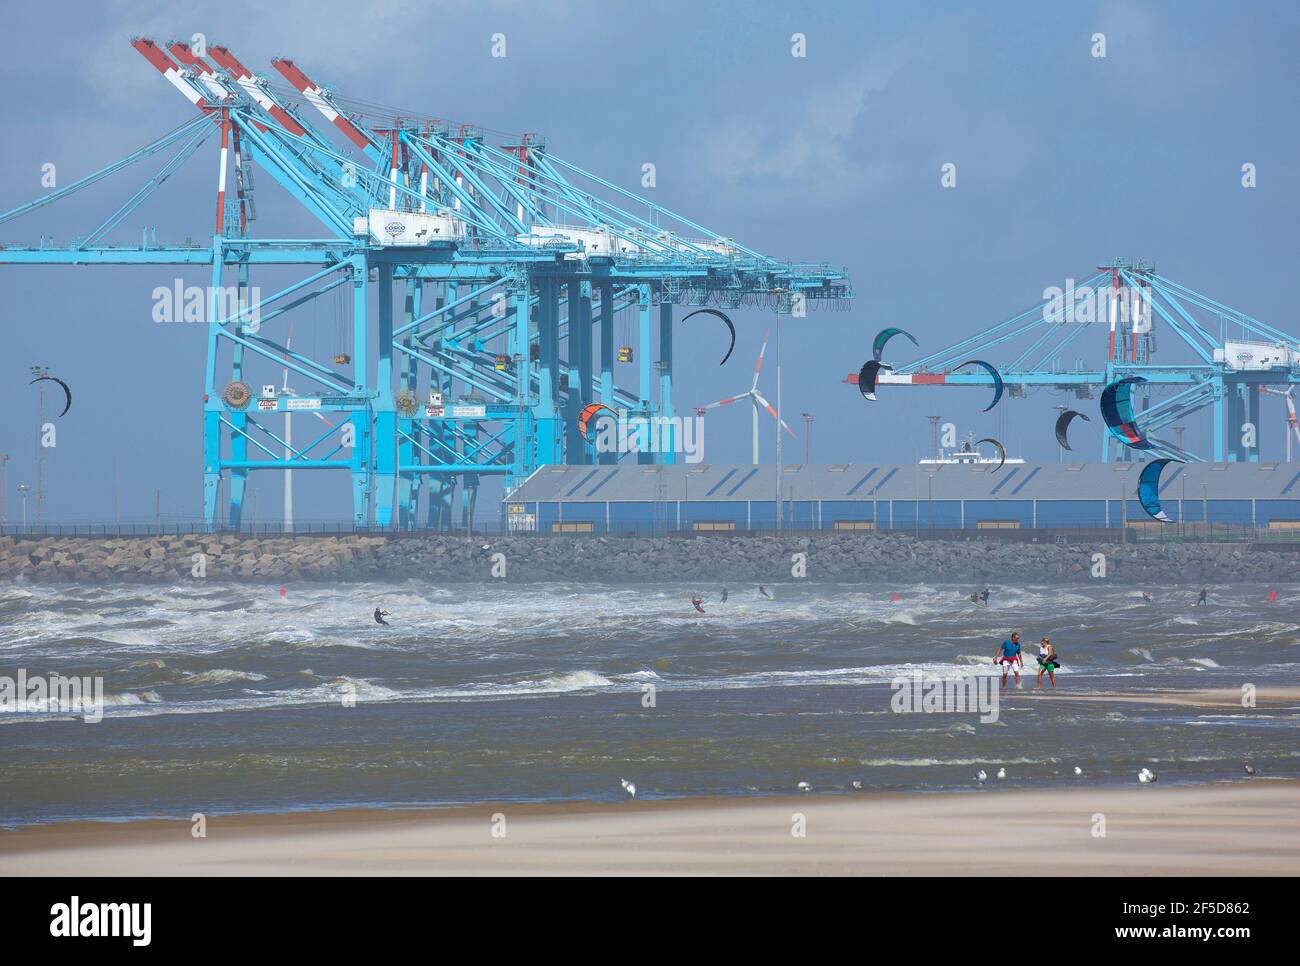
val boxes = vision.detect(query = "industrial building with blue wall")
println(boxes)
[503,462,1300,533]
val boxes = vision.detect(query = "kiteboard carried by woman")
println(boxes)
[1035,637,1061,690]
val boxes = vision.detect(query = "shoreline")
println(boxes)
[4,780,1297,875]
[1000,686,1300,709]
[4,686,1295,839]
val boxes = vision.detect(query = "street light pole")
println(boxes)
[774,311,782,532]
[31,366,48,523]
[282,330,295,534]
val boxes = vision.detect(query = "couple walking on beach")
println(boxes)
[995,632,1060,690]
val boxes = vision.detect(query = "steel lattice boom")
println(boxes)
[0,37,852,529]
[843,259,1300,463]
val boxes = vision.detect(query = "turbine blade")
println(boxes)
[703,395,744,409]
[753,392,797,436]
[752,330,771,390]
[282,326,293,391]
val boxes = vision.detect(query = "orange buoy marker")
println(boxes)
[890,592,901,604]
[1268,590,1278,603]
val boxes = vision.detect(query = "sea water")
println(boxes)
[1,580,1297,824]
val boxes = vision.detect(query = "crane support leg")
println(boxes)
[1222,382,1242,462]
[397,280,418,528]
[203,239,226,530]
[227,261,252,529]
[1212,378,1226,463]
[659,298,675,464]
[461,473,478,529]
[575,280,594,464]
[374,262,397,527]
[426,281,455,529]
[414,280,442,526]
[637,285,652,465]
[429,476,455,530]
[562,278,583,463]
[537,278,561,464]
[349,256,371,526]
[504,284,533,492]
[203,411,222,530]
[598,280,615,465]
[1248,385,1261,462]
[557,277,593,465]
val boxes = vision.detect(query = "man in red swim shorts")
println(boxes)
[994,632,1024,689]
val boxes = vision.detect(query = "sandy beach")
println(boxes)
[1012,686,1300,710]
[4,779,1297,876]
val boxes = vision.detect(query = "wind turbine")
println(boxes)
[701,331,795,464]
[1261,386,1300,462]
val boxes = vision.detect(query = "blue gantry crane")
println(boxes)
[0,37,851,530]
[846,259,1300,463]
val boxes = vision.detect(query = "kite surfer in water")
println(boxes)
[758,585,774,600]
[720,587,728,603]
[995,632,1023,688]
[969,588,990,606]
[1195,587,1208,607]
[691,595,706,614]
[373,607,391,626]
[1035,637,1060,690]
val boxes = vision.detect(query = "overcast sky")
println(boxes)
[2,0,1298,524]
